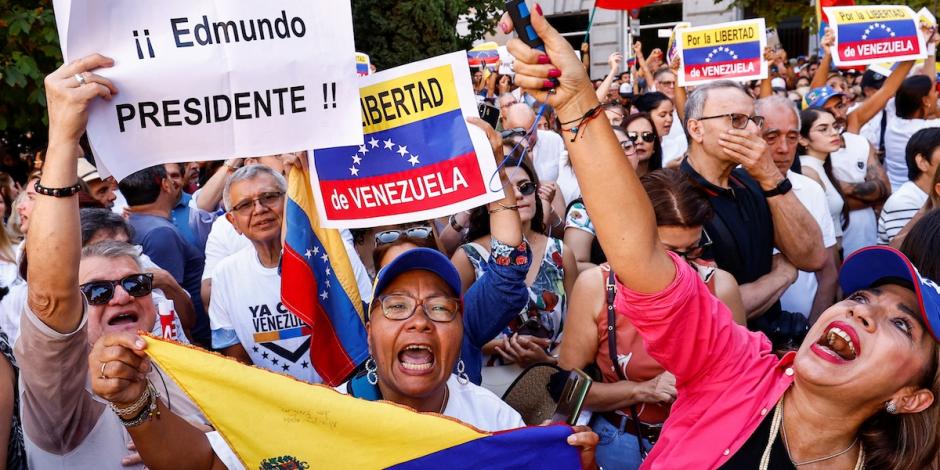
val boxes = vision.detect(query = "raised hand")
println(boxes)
[89,332,151,407]
[45,54,117,145]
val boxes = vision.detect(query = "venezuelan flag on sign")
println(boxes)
[356,52,371,77]
[143,336,581,469]
[468,42,500,68]
[313,62,488,225]
[826,5,925,66]
[681,19,765,86]
[817,0,854,44]
[281,165,368,386]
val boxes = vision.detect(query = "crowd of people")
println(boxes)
[2,4,940,470]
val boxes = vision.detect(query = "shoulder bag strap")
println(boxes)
[605,269,648,458]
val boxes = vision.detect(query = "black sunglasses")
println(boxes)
[500,127,528,139]
[628,131,656,143]
[375,226,434,247]
[517,181,538,196]
[80,273,154,305]
[669,229,714,261]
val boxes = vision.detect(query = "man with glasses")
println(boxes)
[120,165,208,345]
[502,103,563,183]
[757,96,840,323]
[680,80,826,336]
[208,164,321,383]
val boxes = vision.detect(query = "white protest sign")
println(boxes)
[677,19,767,87]
[308,52,502,229]
[824,5,926,67]
[58,1,363,181]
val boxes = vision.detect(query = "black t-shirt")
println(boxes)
[718,403,795,470]
[680,158,780,319]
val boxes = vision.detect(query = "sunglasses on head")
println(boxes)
[375,226,434,247]
[517,181,538,196]
[80,273,154,306]
[628,131,656,143]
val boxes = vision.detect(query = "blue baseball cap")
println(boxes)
[369,248,462,317]
[840,246,940,343]
[804,85,845,109]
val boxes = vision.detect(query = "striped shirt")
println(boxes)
[877,181,928,245]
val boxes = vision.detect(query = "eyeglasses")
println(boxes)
[517,181,538,196]
[80,273,154,305]
[628,131,656,143]
[376,294,461,322]
[500,128,528,139]
[668,229,713,261]
[762,129,801,146]
[619,139,636,152]
[656,80,676,88]
[697,113,765,129]
[229,191,284,216]
[375,226,434,247]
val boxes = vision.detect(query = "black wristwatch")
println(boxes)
[762,178,792,198]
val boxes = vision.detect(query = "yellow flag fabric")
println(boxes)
[143,336,483,469]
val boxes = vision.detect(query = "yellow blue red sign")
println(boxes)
[824,5,927,67]
[677,19,767,87]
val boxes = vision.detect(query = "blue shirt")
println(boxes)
[128,213,208,343]
[458,238,531,385]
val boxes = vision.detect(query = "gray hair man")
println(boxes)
[680,81,825,341]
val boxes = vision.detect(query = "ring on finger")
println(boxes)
[100,362,108,379]
[74,73,87,86]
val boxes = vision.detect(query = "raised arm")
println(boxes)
[505,11,673,294]
[809,28,834,90]
[194,159,241,212]
[29,54,116,333]
[594,52,622,103]
[758,48,776,99]
[670,57,687,122]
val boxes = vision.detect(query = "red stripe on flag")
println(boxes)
[319,152,486,220]
[686,58,761,80]
[838,36,920,62]
[595,0,654,10]
[281,245,356,385]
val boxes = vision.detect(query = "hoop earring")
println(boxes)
[886,401,897,414]
[456,359,469,385]
[366,357,378,385]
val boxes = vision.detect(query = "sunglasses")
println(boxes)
[375,226,434,247]
[80,273,154,305]
[517,181,538,196]
[697,113,765,129]
[669,229,714,261]
[500,128,528,139]
[628,131,656,143]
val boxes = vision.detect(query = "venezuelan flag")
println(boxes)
[467,42,500,68]
[143,336,581,469]
[817,0,855,44]
[682,20,763,82]
[281,165,368,386]
[313,63,486,223]
[357,52,371,77]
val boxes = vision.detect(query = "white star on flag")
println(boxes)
[349,166,359,176]
[312,246,320,255]
[369,137,380,148]
[321,253,329,263]
[397,145,409,157]
[358,145,368,154]
[305,249,313,259]
[384,139,395,149]
[409,155,420,166]
[325,267,332,276]
[352,155,362,165]
[320,291,329,300]
[325,279,331,288]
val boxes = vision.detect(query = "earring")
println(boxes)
[886,401,898,414]
[366,357,378,385]
[456,359,469,385]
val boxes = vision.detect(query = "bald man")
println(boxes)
[502,103,563,182]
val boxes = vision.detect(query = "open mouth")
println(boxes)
[107,312,139,326]
[397,344,435,374]
[812,321,860,363]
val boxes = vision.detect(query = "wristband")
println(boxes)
[488,203,520,214]
[35,180,82,198]
[449,214,465,232]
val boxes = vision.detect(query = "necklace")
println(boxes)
[438,385,450,414]
[759,398,865,470]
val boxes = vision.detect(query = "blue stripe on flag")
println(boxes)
[314,108,473,181]
[837,18,917,40]
[684,41,762,66]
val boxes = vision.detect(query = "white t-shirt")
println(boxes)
[884,112,940,192]
[532,130,563,182]
[556,153,581,206]
[779,172,838,317]
[202,216,251,281]
[830,132,878,256]
[206,374,525,470]
[799,156,845,239]
[661,109,688,166]
[209,245,322,384]
[877,181,928,245]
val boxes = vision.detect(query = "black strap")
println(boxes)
[605,269,647,459]
[878,108,888,162]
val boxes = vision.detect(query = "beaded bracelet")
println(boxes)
[34,180,82,198]
[112,383,162,427]
[109,382,153,418]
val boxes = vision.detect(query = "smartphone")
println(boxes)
[551,369,592,425]
[478,102,500,129]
